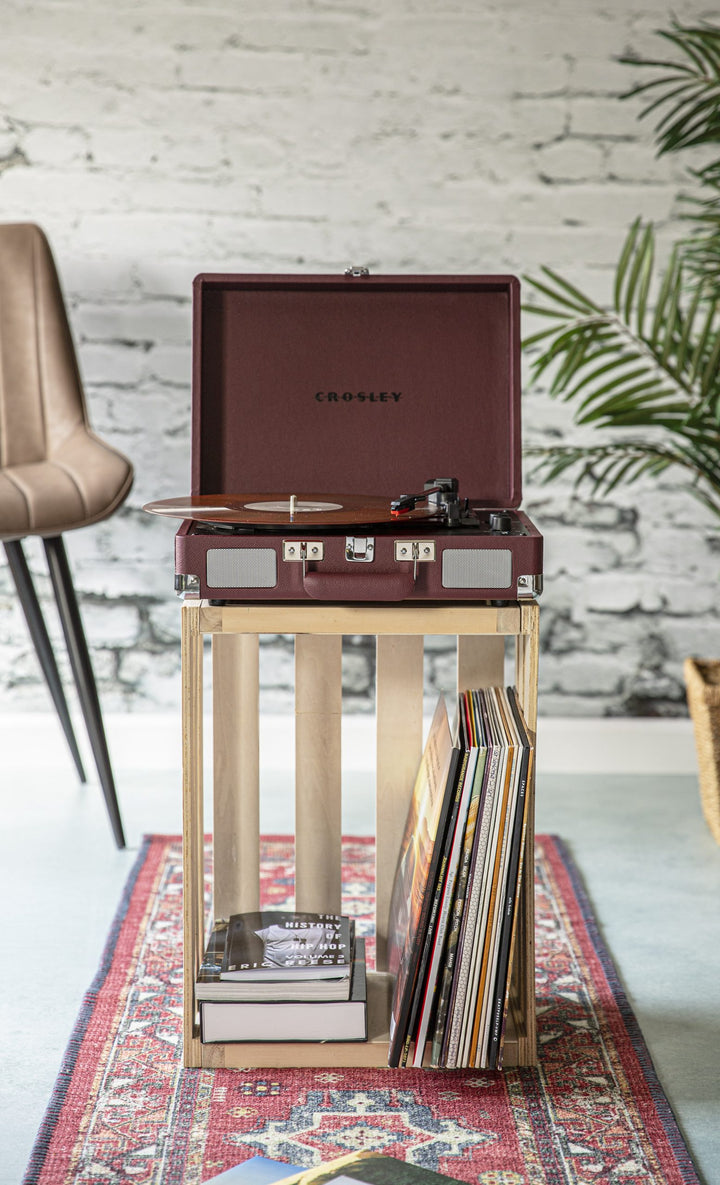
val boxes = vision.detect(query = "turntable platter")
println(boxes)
[143,492,439,528]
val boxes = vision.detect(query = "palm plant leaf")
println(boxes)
[620,23,720,297]
[526,440,720,516]
[620,22,720,155]
[689,296,719,384]
[523,217,720,516]
[525,221,720,409]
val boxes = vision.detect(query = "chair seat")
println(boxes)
[0,423,133,540]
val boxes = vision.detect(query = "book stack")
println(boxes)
[387,686,533,1069]
[196,910,367,1043]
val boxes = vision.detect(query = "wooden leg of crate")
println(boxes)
[181,602,205,1068]
[504,759,537,1068]
[517,602,539,733]
[457,633,505,690]
[511,780,537,1065]
[295,634,343,914]
[212,633,260,918]
[375,634,424,971]
[505,600,540,1066]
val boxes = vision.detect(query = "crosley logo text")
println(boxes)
[315,391,402,403]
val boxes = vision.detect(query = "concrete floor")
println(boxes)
[0,713,718,1185]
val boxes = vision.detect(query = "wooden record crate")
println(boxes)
[181,599,539,1069]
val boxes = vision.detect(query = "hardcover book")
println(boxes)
[220,911,353,981]
[199,940,367,1043]
[197,916,355,1001]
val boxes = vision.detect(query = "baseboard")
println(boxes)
[537,716,697,775]
[0,712,698,776]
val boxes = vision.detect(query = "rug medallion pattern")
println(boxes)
[23,836,699,1185]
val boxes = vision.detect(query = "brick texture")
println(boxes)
[1,0,717,717]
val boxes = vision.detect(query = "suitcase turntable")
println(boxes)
[144,272,543,603]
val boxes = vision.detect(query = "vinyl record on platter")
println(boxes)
[143,492,439,528]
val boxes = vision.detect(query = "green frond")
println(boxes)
[631,80,707,126]
[613,220,656,330]
[523,271,599,316]
[562,353,644,404]
[573,367,659,415]
[551,335,589,395]
[524,322,617,385]
[658,24,720,75]
[700,329,720,402]
[538,267,604,313]
[613,218,642,313]
[601,454,658,494]
[688,298,720,384]
[650,247,683,352]
[620,22,720,156]
[521,326,568,352]
[634,227,655,335]
[576,382,686,426]
[652,83,717,135]
[521,308,580,328]
[675,283,706,375]
[525,439,720,517]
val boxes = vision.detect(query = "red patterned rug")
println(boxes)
[24,835,699,1185]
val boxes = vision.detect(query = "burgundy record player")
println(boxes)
[145,270,543,604]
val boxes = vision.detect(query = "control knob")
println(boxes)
[489,511,512,534]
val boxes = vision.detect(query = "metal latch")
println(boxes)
[345,536,375,562]
[282,540,324,580]
[344,266,370,277]
[394,540,436,562]
[394,540,436,580]
[283,541,324,562]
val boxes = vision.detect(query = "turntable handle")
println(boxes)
[302,568,416,601]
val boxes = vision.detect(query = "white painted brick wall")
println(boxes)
[1,0,718,718]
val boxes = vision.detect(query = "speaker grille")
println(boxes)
[206,548,277,589]
[442,548,512,589]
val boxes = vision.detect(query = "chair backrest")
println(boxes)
[0,223,87,469]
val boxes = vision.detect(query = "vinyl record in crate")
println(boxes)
[143,492,439,529]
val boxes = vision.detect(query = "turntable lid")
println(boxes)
[192,273,522,508]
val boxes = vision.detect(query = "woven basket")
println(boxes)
[683,657,720,845]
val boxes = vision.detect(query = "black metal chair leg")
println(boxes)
[4,539,87,784]
[43,535,126,849]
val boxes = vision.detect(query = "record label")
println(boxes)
[244,499,343,514]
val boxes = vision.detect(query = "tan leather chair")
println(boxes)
[0,223,134,847]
